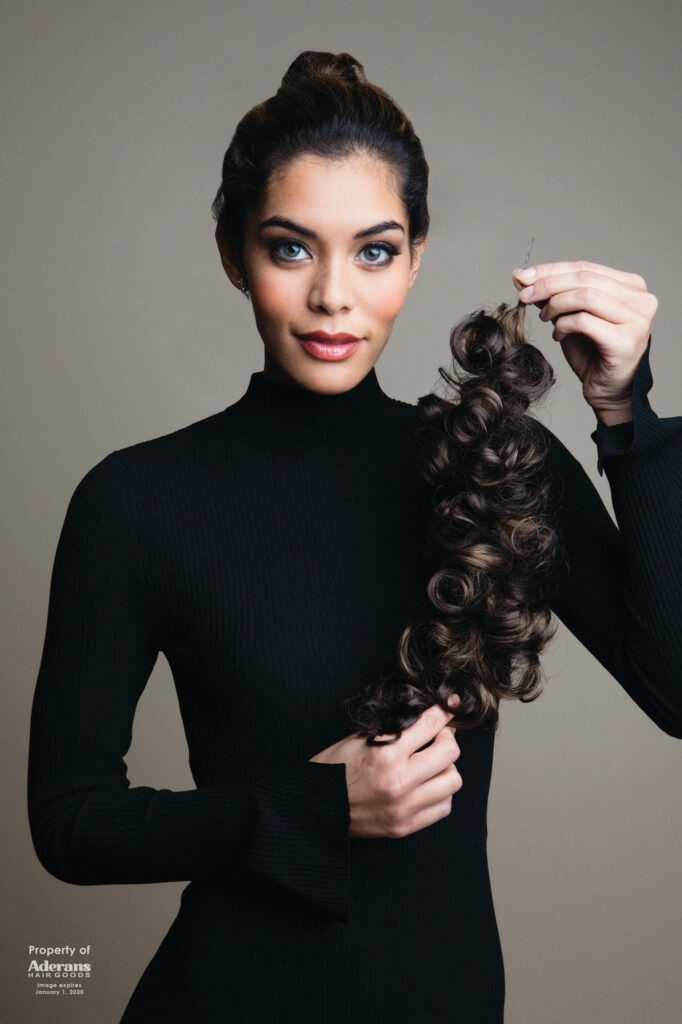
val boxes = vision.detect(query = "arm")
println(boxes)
[27,451,351,920]
[544,338,682,737]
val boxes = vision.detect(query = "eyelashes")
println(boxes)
[267,238,401,266]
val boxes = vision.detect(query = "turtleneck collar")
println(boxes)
[226,364,401,441]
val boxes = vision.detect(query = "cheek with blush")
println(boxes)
[366,280,411,330]
[250,274,294,320]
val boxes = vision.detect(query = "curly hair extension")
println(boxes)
[345,298,570,739]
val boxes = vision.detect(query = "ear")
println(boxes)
[215,229,244,290]
[407,237,427,289]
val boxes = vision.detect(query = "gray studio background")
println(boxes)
[2,1,680,1022]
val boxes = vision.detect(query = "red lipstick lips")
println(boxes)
[296,331,361,343]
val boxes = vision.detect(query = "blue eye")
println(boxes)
[269,240,308,262]
[360,243,399,265]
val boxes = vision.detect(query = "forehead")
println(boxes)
[255,153,406,231]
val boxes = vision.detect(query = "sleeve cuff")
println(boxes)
[590,334,658,476]
[246,760,351,922]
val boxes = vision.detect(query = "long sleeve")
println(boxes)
[27,451,351,920]
[544,335,682,737]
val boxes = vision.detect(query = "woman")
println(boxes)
[27,50,681,1023]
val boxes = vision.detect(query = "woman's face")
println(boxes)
[216,152,427,392]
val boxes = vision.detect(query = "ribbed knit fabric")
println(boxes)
[27,337,681,1023]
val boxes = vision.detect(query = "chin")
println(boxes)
[269,344,377,392]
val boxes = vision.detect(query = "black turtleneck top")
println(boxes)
[27,335,681,1023]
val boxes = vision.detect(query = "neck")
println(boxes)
[227,363,398,441]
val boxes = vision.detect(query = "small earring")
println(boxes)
[237,275,249,296]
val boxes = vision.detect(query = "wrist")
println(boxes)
[592,401,633,426]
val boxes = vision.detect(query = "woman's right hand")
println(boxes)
[309,698,462,839]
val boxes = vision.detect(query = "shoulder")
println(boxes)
[532,417,584,482]
[389,394,421,425]
[66,407,233,513]
[113,407,231,469]
[529,419,609,540]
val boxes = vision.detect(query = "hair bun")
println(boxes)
[282,50,367,85]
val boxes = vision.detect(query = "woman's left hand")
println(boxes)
[512,260,658,424]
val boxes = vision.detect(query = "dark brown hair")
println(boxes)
[211,50,429,275]
[212,51,567,738]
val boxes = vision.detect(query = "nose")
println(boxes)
[307,256,354,315]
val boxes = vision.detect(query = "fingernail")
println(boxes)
[516,266,537,281]
[447,693,460,708]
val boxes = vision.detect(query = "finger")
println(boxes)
[538,288,632,327]
[407,725,461,787]
[513,260,647,291]
[550,311,621,351]
[413,719,459,752]
[517,270,647,310]
[393,702,457,756]
[408,761,463,819]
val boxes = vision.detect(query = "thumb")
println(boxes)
[443,693,460,731]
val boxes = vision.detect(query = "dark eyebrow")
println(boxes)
[258,216,405,239]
